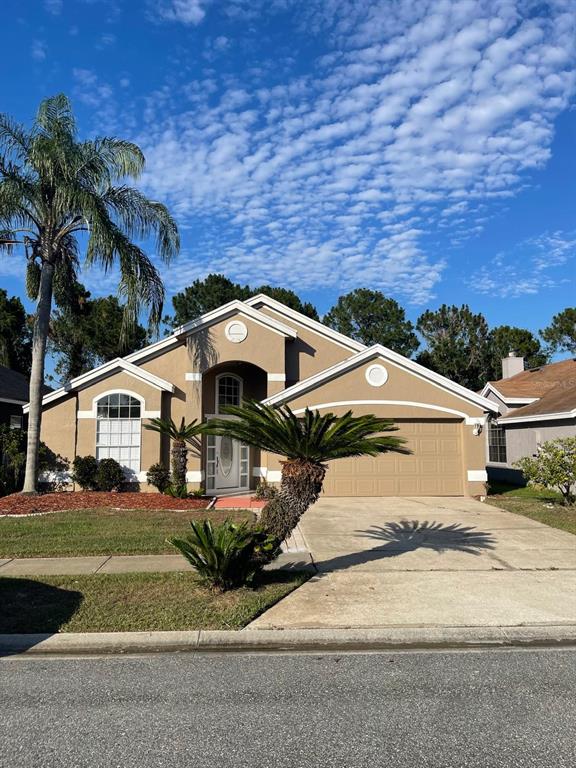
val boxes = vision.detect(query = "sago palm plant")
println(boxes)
[144,417,203,488]
[0,94,179,492]
[207,401,409,542]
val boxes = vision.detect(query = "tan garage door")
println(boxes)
[322,419,464,497]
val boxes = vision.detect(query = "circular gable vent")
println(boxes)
[365,363,388,387]
[225,320,248,343]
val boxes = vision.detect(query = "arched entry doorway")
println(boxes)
[202,362,266,494]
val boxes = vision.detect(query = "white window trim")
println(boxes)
[215,373,243,415]
[94,391,143,475]
[77,389,160,419]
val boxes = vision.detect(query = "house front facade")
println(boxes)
[482,354,576,484]
[28,295,497,497]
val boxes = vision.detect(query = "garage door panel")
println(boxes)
[323,419,464,497]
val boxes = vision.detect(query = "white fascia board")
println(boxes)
[172,300,297,340]
[244,294,365,352]
[23,359,174,413]
[499,409,576,425]
[0,397,27,405]
[264,345,499,413]
[125,334,181,365]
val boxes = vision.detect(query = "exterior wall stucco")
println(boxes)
[256,305,355,383]
[40,395,77,464]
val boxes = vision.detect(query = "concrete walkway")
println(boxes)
[248,496,576,630]
[0,527,312,576]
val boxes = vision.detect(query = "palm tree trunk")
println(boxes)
[260,459,326,542]
[22,261,55,494]
[171,439,187,486]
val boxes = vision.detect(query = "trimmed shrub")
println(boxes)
[0,426,69,496]
[146,463,171,493]
[170,519,279,591]
[95,458,125,492]
[71,455,99,491]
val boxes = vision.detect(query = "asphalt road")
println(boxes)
[1,648,575,768]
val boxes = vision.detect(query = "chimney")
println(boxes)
[501,351,524,379]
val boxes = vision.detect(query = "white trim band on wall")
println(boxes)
[185,372,203,381]
[292,400,478,422]
[267,373,286,382]
[186,470,205,482]
[252,467,268,478]
[267,471,282,482]
[78,410,161,419]
[467,470,488,482]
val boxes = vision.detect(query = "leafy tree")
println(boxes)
[144,417,203,490]
[208,401,408,542]
[50,285,149,382]
[170,274,246,325]
[487,325,548,379]
[168,273,318,326]
[0,94,179,493]
[0,289,32,375]
[515,438,576,506]
[540,308,576,355]
[416,304,490,391]
[324,289,418,355]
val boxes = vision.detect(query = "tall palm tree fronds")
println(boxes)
[144,417,203,487]
[207,401,410,541]
[0,94,180,492]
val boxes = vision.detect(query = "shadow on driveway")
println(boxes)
[313,519,496,572]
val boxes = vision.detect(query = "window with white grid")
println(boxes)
[96,393,141,473]
[216,375,242,413]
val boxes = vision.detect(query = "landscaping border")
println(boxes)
[2,625,576,656]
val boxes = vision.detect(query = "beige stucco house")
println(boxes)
[27,294,498,497]
[482,353,576,484]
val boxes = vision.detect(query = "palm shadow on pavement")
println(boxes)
[312,519,496,572]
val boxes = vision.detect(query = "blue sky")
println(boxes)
[1,0,575,337]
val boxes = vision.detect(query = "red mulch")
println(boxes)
[0,491,210,516]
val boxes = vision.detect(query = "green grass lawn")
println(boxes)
[0,571,309,633]
[0,507,254,558]
[486,483,576,536]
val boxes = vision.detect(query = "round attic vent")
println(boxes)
[225,320,248,343]
[365,364,388,387]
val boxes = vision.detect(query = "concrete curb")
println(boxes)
[2,625,576,656]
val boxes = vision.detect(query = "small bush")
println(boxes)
[72,455,99,491]
[170,519,279,591]
[515,437,576,505]
[95,458,125,492]
[189,487,206,498]
[165,482,190,498]
[146,463,171,493]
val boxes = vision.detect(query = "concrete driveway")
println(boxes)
[249,496,576,629]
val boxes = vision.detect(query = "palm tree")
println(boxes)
[0,95,179,493]
[144,417,203,487]
[207,401,409,542]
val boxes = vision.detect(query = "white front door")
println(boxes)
[215,434,240,491]
[206,431,249,494]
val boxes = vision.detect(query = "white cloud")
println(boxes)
[44,0,63,14]
[471,230,576,298]
[151,0,210,25]
[90,0,576,303]
[31,40,47,61]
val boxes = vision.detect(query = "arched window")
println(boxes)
[95,392,142,473]
[216,374,242,414]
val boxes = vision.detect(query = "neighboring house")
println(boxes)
[482,353,576,484]
[26,295,497,497]
[0,365,30,429]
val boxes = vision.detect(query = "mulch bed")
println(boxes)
[0,491,210,516]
